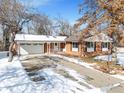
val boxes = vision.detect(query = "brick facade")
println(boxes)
[65,41,112,57]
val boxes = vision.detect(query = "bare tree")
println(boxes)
[54,17,75,36]
[0,0,34,62]
[30,14,53,35]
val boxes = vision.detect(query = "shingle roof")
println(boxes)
[84,33,113,42]
[65,36,81,42]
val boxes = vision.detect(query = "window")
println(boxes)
[86,42,95,52]
[102,42,108,48]
[72,42,78,48]
[72,42,78,52]
[87,42,94,48]
[27,43,31,45]
[21,43,31,45]
[20,43,25,45]
[102,42,109,51]
[55,43,57,46]
[33,43,38,45]
[39,43,43,45]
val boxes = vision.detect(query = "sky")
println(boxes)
[20,0,83,25]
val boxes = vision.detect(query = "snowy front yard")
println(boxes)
[0,58,37,93]
[0,55,123,93]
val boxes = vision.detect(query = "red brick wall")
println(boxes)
[83,42,112,57]
[65,42,82,56]
[65,41,112,57]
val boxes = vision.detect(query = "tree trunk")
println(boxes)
[8,42,14,62]
[8,32,16,62]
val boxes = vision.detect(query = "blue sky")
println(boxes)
[20,0,83,25]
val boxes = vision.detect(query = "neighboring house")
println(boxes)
[65,33,113,57]
[15,34,66,55]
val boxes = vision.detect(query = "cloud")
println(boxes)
[19,0,52,8]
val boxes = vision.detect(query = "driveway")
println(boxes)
[21,55,124,93]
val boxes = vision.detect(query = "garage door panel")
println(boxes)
[20,44,44,54]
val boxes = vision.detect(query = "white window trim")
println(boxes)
[87,48,95,52]
[63,48,66,52]
[102,48,108,51]
[87,42,95,52]
[72,42,78,52]
[72,48,78,52]
[102,42,109,51]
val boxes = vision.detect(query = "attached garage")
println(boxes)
[19,43,44,55]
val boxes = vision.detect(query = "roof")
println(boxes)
[15,34,67,42]
[65,36,81,42]
[84,33,113,42]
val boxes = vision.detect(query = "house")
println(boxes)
[15,34,66,55]
[15,33,113,57]
[65,33,113,57]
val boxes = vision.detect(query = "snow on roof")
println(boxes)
[15,34,67,42]
[84,33,113,42]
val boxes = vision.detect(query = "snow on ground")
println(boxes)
[94,54,124,65]
[117,53,124,65]
[0,57,105,93]
[32,67,104,93]
[0,57,38,93]
[37,69,88,93]
[94,55,112,61]
[111,75,124,81]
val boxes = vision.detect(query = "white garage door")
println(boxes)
[20,43,44,55]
